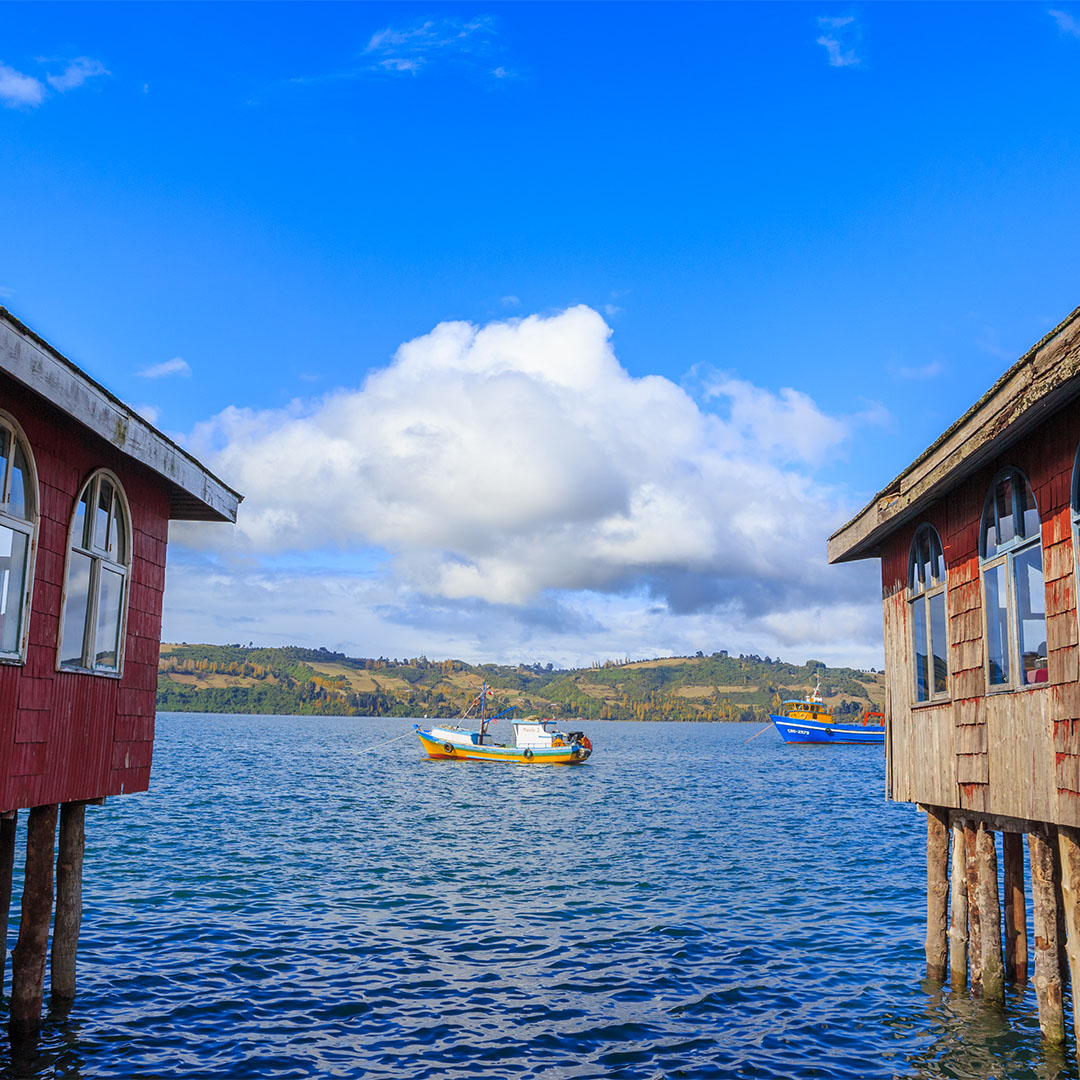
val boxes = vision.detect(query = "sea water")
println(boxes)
[0,715,1072,1079]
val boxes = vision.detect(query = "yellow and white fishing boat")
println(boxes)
[414,684,593,764]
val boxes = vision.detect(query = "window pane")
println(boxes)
[996,476,1016,547]
[72,486,92,550]
[107,493,126,562]
[913,595,929,702]
[931,531,945,586]
[0,524,28,654]
[94,566,124,669]
[985,562,1010,687]
[9,441,29,520]
[1015,544,1047,685]
[918,531,931,591]
[0,426,9,505]
[60,551,93,667]
[94,479,113,551]
[983,498,998,559]
[930,591,948,695]
[1018,477,1041,541]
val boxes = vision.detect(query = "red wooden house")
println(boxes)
[829,306,1080,1051]
[0,308,239,1035]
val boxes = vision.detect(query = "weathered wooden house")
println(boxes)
[829,305,1080,1050]
[0,309,239,1036]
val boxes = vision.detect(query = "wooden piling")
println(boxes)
[1058,825,1080,1058]
[965,821,982,991]
[1003,831,1028,983]
[0,812,16,993]
[1028,828,1066,1043]
[925,806,949,982]
[948,820,968,987]
[51,801,85,1001]
[976,822,1004,1004]
[10,804,58,1038]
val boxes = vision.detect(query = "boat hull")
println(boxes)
[415,726,590,764]
[770,715,884,744]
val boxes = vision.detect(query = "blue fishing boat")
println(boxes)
[770,682,884,745]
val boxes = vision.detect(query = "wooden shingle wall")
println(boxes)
[0,375,169,812]
[881,397,1080,825]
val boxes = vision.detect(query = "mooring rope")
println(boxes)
[357,730,417,754]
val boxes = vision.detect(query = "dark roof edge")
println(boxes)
[0,308,242,522]
[828,303,1080,561]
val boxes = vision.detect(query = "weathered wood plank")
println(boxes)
[949,820,968,987]
[1029,829,1066,1042]
[1003,831,1028,983]
[1058,825,1080,1059]
[926,806,949,982]
[977,823,1005,1003]
[966,822,983,991]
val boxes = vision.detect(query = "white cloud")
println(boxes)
[0,63,45,108]
[816,15,861,67]
[1050,9,1080,36]
[135,403,161,424]
[895,360,945,380]
[45,57,109,92]
[139,356,192,378]
[364,17,500,76]
[173,306,880,665]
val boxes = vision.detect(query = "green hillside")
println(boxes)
[157,644,884,723]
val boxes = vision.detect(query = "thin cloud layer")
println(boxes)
[364,17,498,75]
[816,16,862,68]
[1050,9,1080,36]
[139,356,192,378]
[177,306,879,664]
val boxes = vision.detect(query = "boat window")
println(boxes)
[908,523,949,703]
[58,470,131,675]
[0,413,37,662]
[980,468,1046,691]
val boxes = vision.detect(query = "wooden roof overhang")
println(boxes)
[829,304,1080,565]
[0,308,241,523]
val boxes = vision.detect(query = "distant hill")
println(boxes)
[157,644,884,723]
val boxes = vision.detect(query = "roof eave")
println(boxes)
[829,305,1080,564]
[0,308,241,523]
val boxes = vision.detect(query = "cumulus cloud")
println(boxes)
[0,63,45,108]
[816,15,862,67]
[139,356,191,378]
[1050,9,1080,36]
[175,305,880,666]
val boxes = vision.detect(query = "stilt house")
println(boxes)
[828,305,1080,1049]
[0,309,239,1034]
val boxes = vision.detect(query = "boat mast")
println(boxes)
[479,681,487,744]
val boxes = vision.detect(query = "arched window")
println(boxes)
[909,524,948,702]
[58,471,130,673]
[0,413,37,660]
[980,468,1046,689]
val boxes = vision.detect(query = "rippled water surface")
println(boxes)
[0,715,1074,1078]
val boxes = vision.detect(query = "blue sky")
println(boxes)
[3,2,1080,668]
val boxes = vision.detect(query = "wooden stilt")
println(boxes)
[948,820,968,987]
[925,806,949,982]
[977,822,1004,1004]
[0,811,16,994]
[50,801,85,1001]
[10,804,58,1039]
[1055,835,1070,989]
[1003,831,1028,983]
[1028,828,1066,1043]
[965,821,982,991]
[1057,825,1080,1060]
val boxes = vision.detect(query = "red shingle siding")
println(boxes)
[0,374,171,812]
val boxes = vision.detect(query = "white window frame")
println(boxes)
[57,469,131,676]
[979,467,1047,692]
[908,523,950,704]
[0,410,38,664]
